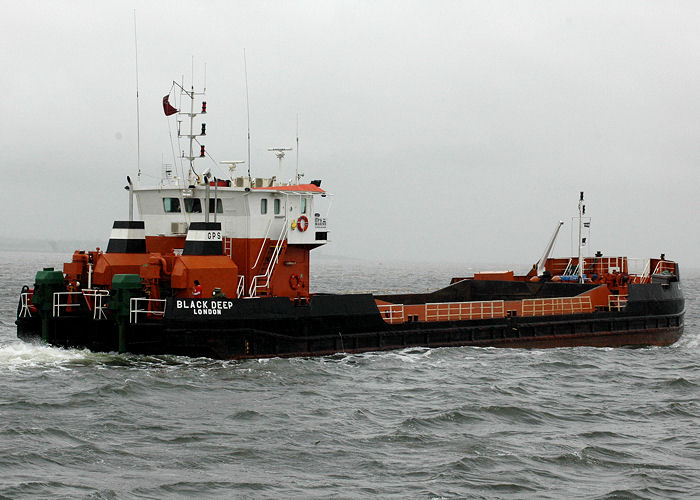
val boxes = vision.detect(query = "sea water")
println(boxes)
[0,251,698,498]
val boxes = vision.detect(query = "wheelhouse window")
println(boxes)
[209,198,223,214]
[261,198,268,214]
[301,197,307,214]
[163,197,181,213]
[274,198,281,215]
[184,198,202,213]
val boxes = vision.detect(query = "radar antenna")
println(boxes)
[268,147,292,184]
[220,160,246,181]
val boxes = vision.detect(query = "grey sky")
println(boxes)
[2,1,699,269]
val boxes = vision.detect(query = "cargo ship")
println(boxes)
[15,81,684,359]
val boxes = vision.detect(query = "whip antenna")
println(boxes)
[296,114,300,183]
[244,49,251,181]
[133,9,141,181]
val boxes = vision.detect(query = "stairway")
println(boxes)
[249,232,288,297]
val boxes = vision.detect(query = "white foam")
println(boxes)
[676,330,700,350]
[0,341,90,369]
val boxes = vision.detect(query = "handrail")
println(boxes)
[129,297,166,324]
[652,260,675,275]
[625,259,652,284]
[52,291,82,317]
[521,296,592,316]
[608,294,628,311]
[377,304,404,324]
[237,275,245,298]
[249,223,289,297]
[251,219,273,270]
[638,259,652,283]
[19,293,32,318]
[426,300,506,321]
[377,299,506,324]
[563,258,574,276]
[82,289,110,319]
[629,260,675,284]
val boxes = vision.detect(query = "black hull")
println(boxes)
[16,282,685,359]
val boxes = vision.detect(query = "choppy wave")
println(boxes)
[0,253,699,498]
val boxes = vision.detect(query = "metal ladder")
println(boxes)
[249,223,289,297]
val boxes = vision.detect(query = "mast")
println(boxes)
[189,83,195,182]
[578,191,585,283]
[171,79,207,184]
[244,49,251,182]
[296,114,300,184]
[126,176,134,221]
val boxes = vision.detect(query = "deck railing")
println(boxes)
[52,292,82,317]
[652,260,676,275]
[19,292,32,318]
[521,296,592,316]
[377,296,597,324]
[129,298,167,324]
[377,300,507,324]
[82,289,110,319]
[425,300,506,321]
[377,304,405,324]
[608,295,628,311]
[237,275,245,298]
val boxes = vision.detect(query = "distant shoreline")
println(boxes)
[0,238,102,254]
[4,239,696,274]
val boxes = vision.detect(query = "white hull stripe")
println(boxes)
[110,228,146,240]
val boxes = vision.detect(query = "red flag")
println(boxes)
[163,95,178,116]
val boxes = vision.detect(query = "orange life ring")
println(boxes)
[289,274,302,290]
[297,215,309,232]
